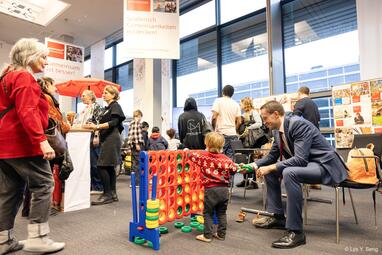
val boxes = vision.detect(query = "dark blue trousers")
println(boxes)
[265,162,331,231]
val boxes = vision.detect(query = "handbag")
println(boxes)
[45,118,67,157]
[59,149,74,181]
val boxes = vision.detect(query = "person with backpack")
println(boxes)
[178,97,211,150]
[147,127,168,151]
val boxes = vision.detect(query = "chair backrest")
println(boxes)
[230,140,244,151]
[233,153,249,164]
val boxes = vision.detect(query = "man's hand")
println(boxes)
[256,164,276,178]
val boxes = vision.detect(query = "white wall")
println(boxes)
[357,0,382,80]
[0,41,12,68]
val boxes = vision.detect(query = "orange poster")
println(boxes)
[126,0,150,11]
[47,41,65,59]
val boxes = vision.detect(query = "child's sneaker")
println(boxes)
[235,211,246,223]
[213,233,225,241]
[195,234,212,243]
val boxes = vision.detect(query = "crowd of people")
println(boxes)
[0,38,348,254]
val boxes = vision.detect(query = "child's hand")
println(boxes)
[238,164,254,174]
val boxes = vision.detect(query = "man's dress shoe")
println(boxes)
[254,216,286,229]
[272,231,306,249]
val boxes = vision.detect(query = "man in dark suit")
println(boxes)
[245,101,348,249]
[293,86,320,129]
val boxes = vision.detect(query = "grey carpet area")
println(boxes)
[12,175,382,255]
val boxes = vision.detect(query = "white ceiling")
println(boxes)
[0,0,123,48]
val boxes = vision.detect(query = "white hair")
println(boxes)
[9,38,49,71]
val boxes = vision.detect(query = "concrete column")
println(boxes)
[266,0,285,95]
[133,58,172,133]
[356,0,382,80]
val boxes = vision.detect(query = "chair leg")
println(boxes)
[243,176,249,199]
[347,188,358,224]
[335,187,340,244]
[303,184,308,225]
[229,174,234,203]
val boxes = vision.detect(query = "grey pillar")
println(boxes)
[266,0,285,95]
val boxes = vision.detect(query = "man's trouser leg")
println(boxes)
[282,162,324,231]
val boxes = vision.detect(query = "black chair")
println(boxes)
[228,140,250,201]
[303,145,382,243]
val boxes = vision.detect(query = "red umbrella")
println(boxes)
[55,78,122,98]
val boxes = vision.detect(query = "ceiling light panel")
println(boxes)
[0,0,70,26]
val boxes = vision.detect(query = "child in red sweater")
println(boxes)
[190,132,238,242]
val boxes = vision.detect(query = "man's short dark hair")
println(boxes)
[222,85,234,97]
[260,100,285,116]
[141,121,149,128]
[298,86,310,95]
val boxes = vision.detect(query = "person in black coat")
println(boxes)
[178,97,211,149]
[293,86,320,129]
[83,85,125,205]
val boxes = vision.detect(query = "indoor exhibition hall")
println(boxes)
[0,0,381,254]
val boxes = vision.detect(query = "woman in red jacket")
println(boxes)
[0,38,65,254]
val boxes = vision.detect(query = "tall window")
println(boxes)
[84,58,91,77]
[117,62,134,117]
[179,0,215,39]
[176,31,217,107]
[221,12,269,102]
[220,0,266,24]
[283,0,359,93]
[116,41,133,65]
[104,47,113,70]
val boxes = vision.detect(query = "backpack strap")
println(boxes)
[0,71,14,120]
[357,149,369,172]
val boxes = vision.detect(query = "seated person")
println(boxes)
[242,101,348,249]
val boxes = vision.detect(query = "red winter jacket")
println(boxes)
[190,151,237,188]
[0,69,49,158]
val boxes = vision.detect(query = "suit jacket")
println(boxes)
[256,116,348,185]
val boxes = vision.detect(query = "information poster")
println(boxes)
[123,0,180,59]
[44,38,84,83]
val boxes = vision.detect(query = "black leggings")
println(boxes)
[97,166,116,195]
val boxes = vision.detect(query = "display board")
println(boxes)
[333,78,382,148]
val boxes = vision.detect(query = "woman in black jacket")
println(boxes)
[178,97,211,149]
[84,85,125,205]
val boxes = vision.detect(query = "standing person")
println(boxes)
[166,128,180,150]
[178,97,211,150]
[0,38,65,254]
[293,86,320,129]
[147,127,168,150]
[141,121,150,150]
[242,101,348,249]
[74,90,103,193]
[190,132,238,242]
[126,110,145,186]
[37,77,71,213]
[211,85,242,159]
[84,85,125,205]
[78,90,104,194]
